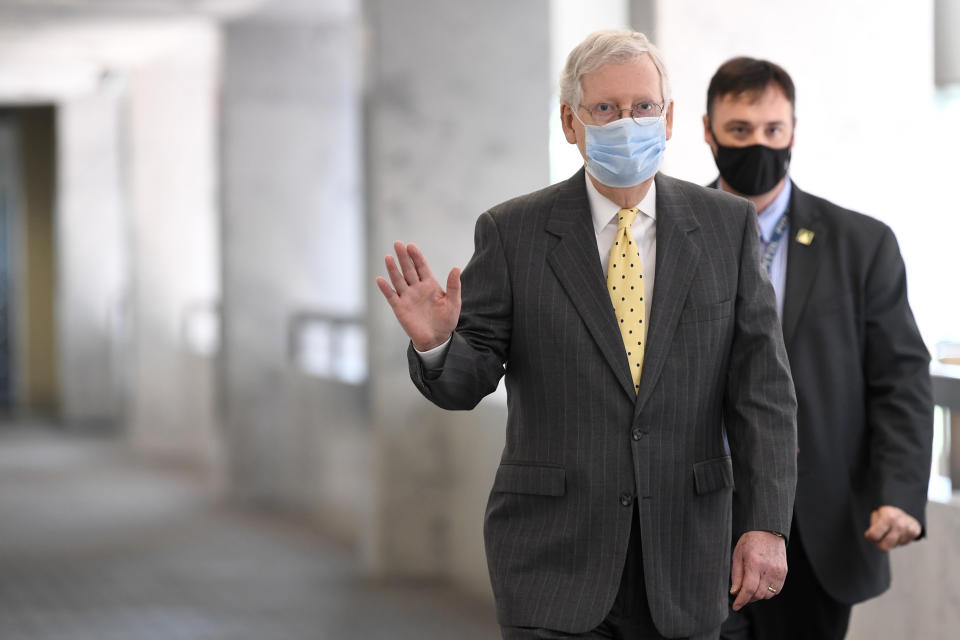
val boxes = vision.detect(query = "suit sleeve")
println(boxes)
[407,211,512,410]
[724,200,799,541]
[863,226,933,532]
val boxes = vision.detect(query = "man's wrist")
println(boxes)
[415,336,452,369]
[412,334,452,353]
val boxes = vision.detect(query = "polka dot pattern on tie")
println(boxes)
[607,208,646,394]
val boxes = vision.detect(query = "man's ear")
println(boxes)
[560,104,578,144]
[702,113,714,146]
[664,100,675,140]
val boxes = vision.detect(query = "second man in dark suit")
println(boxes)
[703,57,934,640]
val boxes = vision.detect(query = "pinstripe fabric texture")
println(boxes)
[407,170,797,637]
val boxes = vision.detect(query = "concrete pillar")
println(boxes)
[124,22,222,464]
[364,0,550,583]
[935,0,960,86]
[220,1,367,508]
[56,92,127,428]
[628,0,657,39]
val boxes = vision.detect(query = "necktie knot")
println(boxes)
[618,208,639,230]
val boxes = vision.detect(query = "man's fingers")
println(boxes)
[385,254,408,294]
[762,574,784,599]
[878,526,901,552]
[395,242,419,286]
[729,550,743,595]
[866,506,922,549]
[864,526,883,543]
[729,546,750,610]
[407,243,436,284]
[446,267,462,307]
[865,518,918,550]
[864,512,888,542]
[904,519,922,542]
[732,569,760,610]
[375,276,399,306]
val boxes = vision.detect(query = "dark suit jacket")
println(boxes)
[778,182,932,604]
[408,170,798,636]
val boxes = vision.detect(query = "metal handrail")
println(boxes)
[931,364,960,499]
[932,364,960,410]
[286,310,367,383]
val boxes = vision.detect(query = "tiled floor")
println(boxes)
[0,424,499,639]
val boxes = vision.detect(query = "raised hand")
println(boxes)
[376,241,462,351]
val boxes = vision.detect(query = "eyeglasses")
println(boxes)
[579,101,664,125]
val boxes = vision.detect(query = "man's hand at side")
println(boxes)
[864,505,922,552]
[376,241,461,351]
[729,530,787,611]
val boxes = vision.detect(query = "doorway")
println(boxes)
[0,106,58,417]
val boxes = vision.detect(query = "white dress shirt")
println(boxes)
[753,178,791,318]
[417,174,658,367]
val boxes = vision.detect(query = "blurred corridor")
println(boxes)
[0,421,498,639]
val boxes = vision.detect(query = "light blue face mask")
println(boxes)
[577,112,666,188]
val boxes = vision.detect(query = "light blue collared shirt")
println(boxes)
[745,179,792,318]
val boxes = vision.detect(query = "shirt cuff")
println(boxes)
[415,336,452,369]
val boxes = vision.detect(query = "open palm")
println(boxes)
[376,241,461,351]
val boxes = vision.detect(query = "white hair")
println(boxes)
[559,29,671,109]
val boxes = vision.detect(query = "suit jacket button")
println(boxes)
[632,428,643,441]
[619,492,634,507]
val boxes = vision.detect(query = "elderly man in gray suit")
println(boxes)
[376,30,798,640]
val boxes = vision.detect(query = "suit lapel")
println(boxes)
[781,184,824,349]
[545,170,637,399]
[635,174,701,414]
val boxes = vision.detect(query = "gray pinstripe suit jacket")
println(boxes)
[408,170,798,637]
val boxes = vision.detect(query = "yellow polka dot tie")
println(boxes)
[607,208,646,394]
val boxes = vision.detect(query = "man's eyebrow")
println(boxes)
[723,118,789,127]
[590,95,661,104]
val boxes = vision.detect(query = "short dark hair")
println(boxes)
[706,57,795,119]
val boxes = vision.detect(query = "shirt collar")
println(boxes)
[756,178,792,242]
[585,174,658,236]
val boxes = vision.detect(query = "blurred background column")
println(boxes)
[56,92,125,429]
[124,21,222,465]
[363,0,550,588]
[219,0,370,534]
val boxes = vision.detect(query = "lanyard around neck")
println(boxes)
[760,211,789,274]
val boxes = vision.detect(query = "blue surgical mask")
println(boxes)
[577,113,666,188]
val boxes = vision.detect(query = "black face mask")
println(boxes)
[712,138,792,196]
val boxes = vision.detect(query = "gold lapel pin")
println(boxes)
[795,228,815,245]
